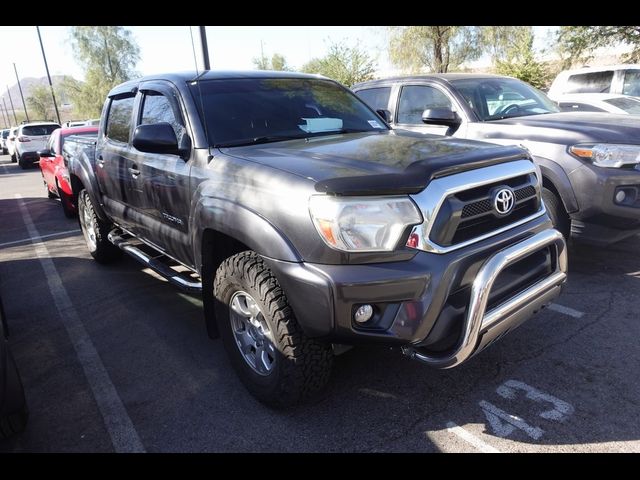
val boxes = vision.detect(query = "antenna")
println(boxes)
[189,26,212,154]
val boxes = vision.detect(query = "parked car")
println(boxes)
[7,127,18,163]
[548,64,640,100]
[65,71,567,407]
[14,122,60,169]
[353,74,640,245]
[555,93,640,114]
[1,129,9,154]
[0,288,28,439]
[39,125,98,217]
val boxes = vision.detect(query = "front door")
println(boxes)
[129,84,193,264]
[394,84,462,136]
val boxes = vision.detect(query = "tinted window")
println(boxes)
[558,102,605,112]
[566,71,614,94]
[106,95,135,143]
[140,92,182,139]
[189,78,388,147]
[355,87,391,112]
[604,97,640,114]
[22,124,59,136]
[397,85,452,124]
[451,78,558,121]
[1,130,8,139]
[622,70,640,96]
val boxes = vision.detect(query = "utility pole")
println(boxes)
[199,26,210,70]
[0,101,8,127]
[6,86,18,124]
[36,26,61,125]
[2,98,12,126]
[13,64,29,122]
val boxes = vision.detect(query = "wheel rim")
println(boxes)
[79,195,97,251]
[229,291,276,376]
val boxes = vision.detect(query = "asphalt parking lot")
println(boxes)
[1,153,639,453]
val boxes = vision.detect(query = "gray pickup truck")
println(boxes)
[67,71,567,407]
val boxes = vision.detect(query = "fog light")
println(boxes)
[615,190,626,203]
[354,304,374,323]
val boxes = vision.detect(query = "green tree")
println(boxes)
[556,26,640,66]
[65,26,140,117]
[388,26,482,73]
[301,41,376,86]
[26,85,56,121]
[494,29,549,90]
[253,51,290,71]
[481,26,529,63]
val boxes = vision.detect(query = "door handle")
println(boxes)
[129,167,141,178]
[97,156,105,168]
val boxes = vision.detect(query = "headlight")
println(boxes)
[570,144,640,168]
[308,195,422,252]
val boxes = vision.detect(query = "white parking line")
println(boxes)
[0,229,81,248]
[15,194,145,453]
[548,303,584,318]
[445,421,501,453]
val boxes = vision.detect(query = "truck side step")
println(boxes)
[108,229,202,293]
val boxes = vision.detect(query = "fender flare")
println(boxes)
[191,195,302,270]
[69,156,109,222]
[534,155,579,214]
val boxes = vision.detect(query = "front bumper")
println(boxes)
[569,163,640,243]
[265,215,567,368]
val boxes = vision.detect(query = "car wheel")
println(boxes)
[214,251,333,408]
[542,187,570,239]
[17,154,27,170]
[77,189,121,264]
[0,347,28,440]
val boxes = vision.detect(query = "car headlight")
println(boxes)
[570,144,640,168]
[308,195,423,252]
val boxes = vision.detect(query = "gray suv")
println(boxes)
[354,74,640,245]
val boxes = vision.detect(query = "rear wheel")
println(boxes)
[77,189,120,263]
[542,187,570,239]
[214,251,333,408]
[10,152,16,163]
[17,154,27,170]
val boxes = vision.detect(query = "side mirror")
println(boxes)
[38,149,54,157]
[376,109,391,123]
[421,108,461,129]
[132,122,180,156]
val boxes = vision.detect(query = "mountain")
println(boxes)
[0,75,72,112]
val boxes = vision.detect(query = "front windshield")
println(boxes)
[190,77,388,147]
[451,78,559,121]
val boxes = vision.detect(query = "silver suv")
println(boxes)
[15,122,60,169]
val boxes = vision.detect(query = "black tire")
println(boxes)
[47,188,56,199]
[77,189,121,264]
[58,182,76,218]
[0,348,28,440]
[17,154,27,170]
[10,152,16,163]
[542,187,570,239]
[214,251,333,408]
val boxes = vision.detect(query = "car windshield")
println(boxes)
[451,78,559,121]
[189,77,388,147]
[605,97,640,114]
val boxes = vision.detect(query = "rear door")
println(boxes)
[130,82,193,263]
[95,93,139,230]
[41,129,59,187]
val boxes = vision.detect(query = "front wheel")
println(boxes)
[214,251,333,408]
[77,189,120,264]
[542,187,571,239]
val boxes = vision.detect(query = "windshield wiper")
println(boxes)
[216,135,305,148]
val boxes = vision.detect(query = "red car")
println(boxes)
[39,125,98,217]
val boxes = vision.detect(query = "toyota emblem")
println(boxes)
[493,188,515,215]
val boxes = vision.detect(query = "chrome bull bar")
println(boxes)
[402,229,568,369]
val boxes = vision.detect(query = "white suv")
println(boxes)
[14,122,60,169]
[548,64,640,101]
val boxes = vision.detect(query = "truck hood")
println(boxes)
[222,131,528,195]
[491,112,640,144]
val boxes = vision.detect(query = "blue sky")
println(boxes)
[0,26,557,90]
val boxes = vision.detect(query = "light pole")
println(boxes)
[0,101,8,127]
[6,86,18,124]
[2,98,12,126]
[13,63,29,123]
[36,26,61,125]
